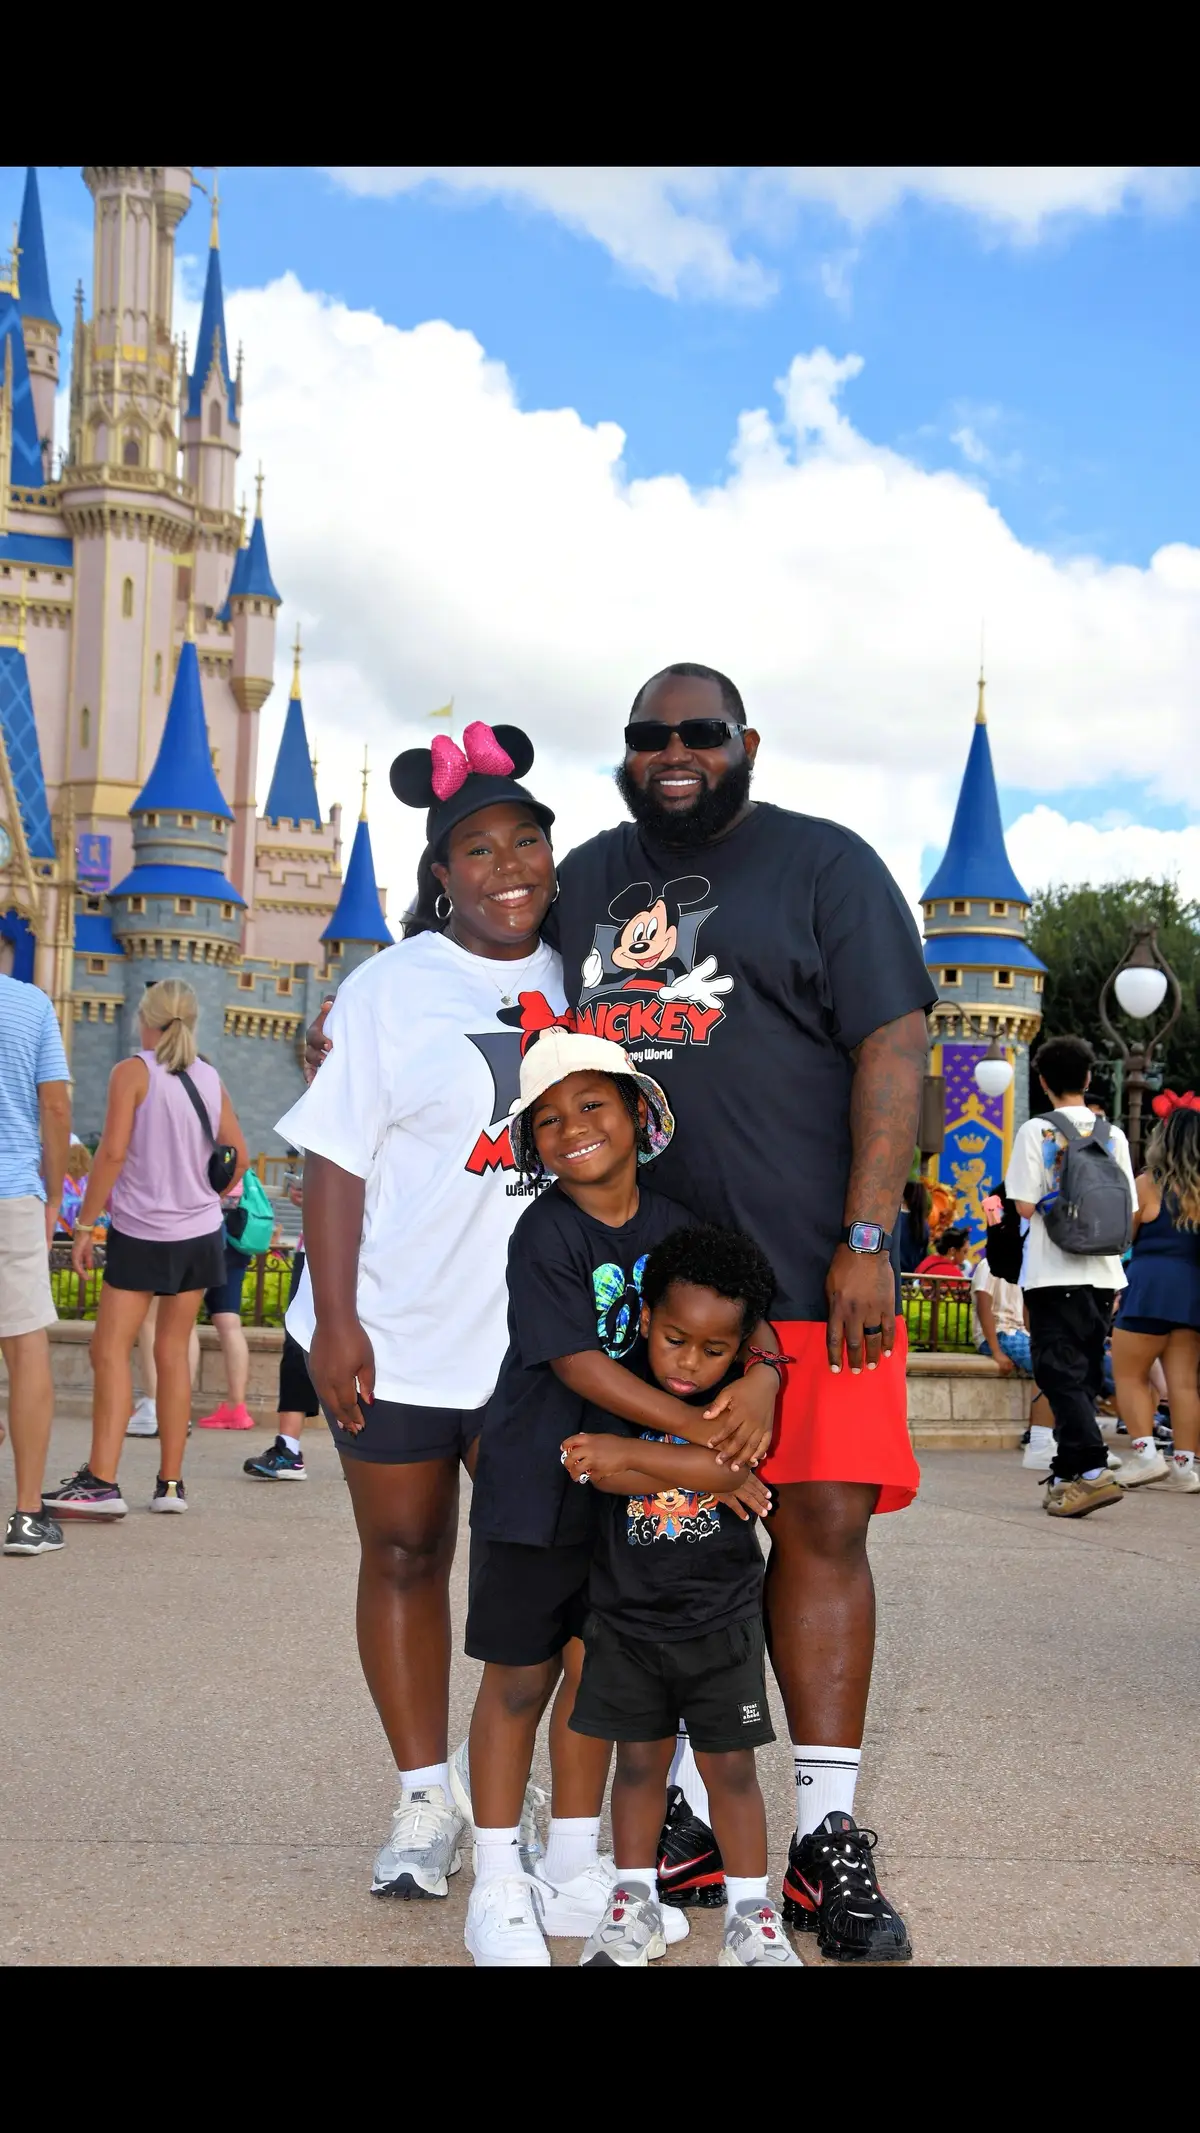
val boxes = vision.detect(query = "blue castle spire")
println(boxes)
[322,792,391,946]
[0,615,54,859]
[0,288,45,489]
[186,193,237,427]
[264,633,321,824]
[132,638,233,820]
[218,473,281,619]
[17,168,59,328]
[921,673,1030,905]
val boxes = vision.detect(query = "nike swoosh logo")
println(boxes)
[797,1874,824,1904]
[657,1852,712,1878]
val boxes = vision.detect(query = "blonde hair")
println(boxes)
[1146,1109,1200,1231]
[65,1143,92,1181]
[139,978,199,1074]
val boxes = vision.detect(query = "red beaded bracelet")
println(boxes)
[746,1346,796,1374]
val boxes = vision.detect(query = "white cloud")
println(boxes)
[326,166,1196,301]
[1006,809,1200,904]
[177,270,1200,928]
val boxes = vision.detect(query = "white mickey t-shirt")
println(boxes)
[276,932,566,1408]
[1005,1106,1134,1293]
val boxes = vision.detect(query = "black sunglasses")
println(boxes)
[623,717,741,753]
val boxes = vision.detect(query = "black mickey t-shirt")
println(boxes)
[470,1181,694,1549]
[549,803,937,1321]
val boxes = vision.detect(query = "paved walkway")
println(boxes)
[3,1420,1197,1966]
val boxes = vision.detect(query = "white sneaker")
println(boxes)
[464,1874,551,1967]
[449,1738,546,1870]
[1115,1441,1170,1488]
[1022,1424,1056,1471]
[718,1898,802,1967]
[529,1857,689,1944]
[371,1784,463,1898]
[1166,1454,1200,1493]
[579,1880,668,1967]
[1106,1449,1122,1472]
[127,1396,158,1438]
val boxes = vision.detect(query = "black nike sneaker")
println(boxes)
[781,1811,912,1961]
[656,1783,725,1909]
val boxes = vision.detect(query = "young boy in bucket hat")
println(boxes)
[461,1029,783,1968]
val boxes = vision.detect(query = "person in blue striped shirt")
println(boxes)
[0,972,73,1555]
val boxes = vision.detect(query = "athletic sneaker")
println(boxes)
[371,1784,463,1899]
[243,1436,307,1480]
[464,1875,551,1967]
[781,1812,912,1962]
[529,1856,689,1944]
[1022,1424,1056,1472]
[1105,1449,1122,1471]
[580,1881,668,1967]
[149,1476,188,1513]
[448,1738,545,1871]
[1166,1453,1200,1494]
[1115,1442,1169,1487]
[126,1396,158,1438]
[656,1781,725,1907]
[4,1508,65,1555]
[196,1401,254,1431]
[1043,1471,1123,1518]
[719,1898,802,1967]
[42,1465,127,1519]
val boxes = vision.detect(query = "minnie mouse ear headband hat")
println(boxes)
[1152,1088,1200,1119]
[390,721,555,854]
[508,1028,675,1164]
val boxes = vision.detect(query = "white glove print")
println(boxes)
[656,956,734,1012]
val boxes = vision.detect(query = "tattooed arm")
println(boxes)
[826,1008,927,1378]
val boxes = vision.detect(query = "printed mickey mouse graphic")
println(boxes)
[580,876,733,1025]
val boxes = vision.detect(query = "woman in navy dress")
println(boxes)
[1113,1092,1200,1493]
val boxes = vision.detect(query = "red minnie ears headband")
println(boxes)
[1152,1089,1200,1119]
[390,721,535,808]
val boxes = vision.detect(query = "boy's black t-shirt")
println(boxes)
[470,1181,694,1550]
[547,803,937,1320]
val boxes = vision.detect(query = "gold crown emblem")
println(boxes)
[956,1132,988,1153]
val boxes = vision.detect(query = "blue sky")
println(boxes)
[7,165,1200,910]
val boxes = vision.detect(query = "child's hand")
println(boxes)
[717,1472,773,1521]
[703,1365,778,1471]
[560,1432,627,1484]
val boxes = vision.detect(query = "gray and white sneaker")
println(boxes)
[371,1783,464,1899]
[127,1395,158,1438]
[449,1738,546,1872]
[718,1898,802,1967]
[4,1508,65,1555]
[528,1856,690,1943]
[580,1880,668,1967]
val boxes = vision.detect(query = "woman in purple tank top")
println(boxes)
[49,980,249,1520]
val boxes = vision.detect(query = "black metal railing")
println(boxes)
[900,1273,977,1354]
[48,1242,296,1328]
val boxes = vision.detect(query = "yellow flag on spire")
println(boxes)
[427,698,454,720]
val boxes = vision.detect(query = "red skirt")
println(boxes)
[756,1320,918,1514]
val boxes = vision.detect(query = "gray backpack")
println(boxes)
[1041,1111,1133,1256]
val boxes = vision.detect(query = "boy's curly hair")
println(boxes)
[641,1224,777,1337]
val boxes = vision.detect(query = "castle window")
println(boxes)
[276,976,293,996]
[143,813,159,828]
[122,435,141,466]
[941,968,960,987]
[122,576,134,618]
[87,956,106,974]
[129,896,145,915]
[175,898,195,917]
[208,402,222,438]
[952,899,968,916]
[80,705,90,749]
[179,813,195,829]
[995,969,1013,988]
[154,653,163,694]
[238,973,255,991]
[1034,973,1045,993]
[210,748,220,772]
[176,566,192,605]
[84,896,102,913]
[222,903,235,920]
[991,901,1009,917]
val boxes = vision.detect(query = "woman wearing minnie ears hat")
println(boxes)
[275,719,573,1904]
[1112,1089,1200,1494]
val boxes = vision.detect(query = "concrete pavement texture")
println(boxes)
[3,1420,1197,1967]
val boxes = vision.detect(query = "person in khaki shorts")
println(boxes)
[0,970,72,1555]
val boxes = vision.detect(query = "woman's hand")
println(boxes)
[309,1316,374,1433]
[703,1362,779,1471]
[717,1471,773,1521]
[304,998,335,1085]
[71,1228,95,1275]
[560,1432,629,1484]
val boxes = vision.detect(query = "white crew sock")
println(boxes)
[1174,1449,1196,1470]
[474,1825,521,1886]
[725,1873,769,1921]
[543,1816,600,1886]
[792,1744,862,1839]
[668,1723,711,1828]
[399,1761,449,1798]
[1131,1436,1155,1453]
[281,1433,301,1455]
[613,1866,657,1895]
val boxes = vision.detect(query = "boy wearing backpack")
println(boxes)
[1006,1037,1135,1518]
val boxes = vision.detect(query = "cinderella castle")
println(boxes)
[0,167,392,1154]
[919,670,1046,1241]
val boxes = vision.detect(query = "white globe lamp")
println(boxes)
[1113,965,1168,1020]
[975,1053,1014,1098]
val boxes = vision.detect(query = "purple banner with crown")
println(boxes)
[938,1041,1006,1250]
[77,834,111,891]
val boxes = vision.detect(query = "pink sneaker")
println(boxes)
[196,1403,255,1430]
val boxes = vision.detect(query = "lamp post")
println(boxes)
[974,1027,1014,1099]
[1098,921,1182,1171]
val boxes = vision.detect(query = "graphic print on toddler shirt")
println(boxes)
[626,1431,720,1547]
[575,876,733,1058]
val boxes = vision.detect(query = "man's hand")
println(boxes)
[826,1245,895,1375]
[702,1363,778,1470]
[303,998,335,1085]
[309,1316,374,1433]
[72,1227,95,1275]
[560,1432,632,1485]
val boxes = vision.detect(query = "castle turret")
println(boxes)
[321,759,391,980]
[248,629,344,968]
[182,183,239,530]
[1,241,46,492]
[921,671,1045,1240]
[17,168,60,478]
[263,631,321,828]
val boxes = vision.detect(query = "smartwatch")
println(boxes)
[841,1222,892,1255]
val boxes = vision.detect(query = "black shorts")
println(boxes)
[324,1393,484,1466]
[204,1243,251,1319]
[570,1613,775,1754]
[280,1333,318,1417]
[104,1224,226,1297]
[465,1533,592,1667]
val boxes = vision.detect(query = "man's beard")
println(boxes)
[613,755,753,848]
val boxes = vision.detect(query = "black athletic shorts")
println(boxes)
[570,1612,775,1753]
[465,1533,592,1667]
[323,1393,484,1466]
[204,1243,251,1319]
[104,1224,226,1297]
[278,1253,318,1416]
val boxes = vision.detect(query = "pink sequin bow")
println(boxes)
[430,722,515,800]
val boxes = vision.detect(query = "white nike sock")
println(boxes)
[474,1825,521,1885]
[613,1866,657,1895]
[399,1761,449,1797]
[668,1724,712,1828]
[544,1815,600,1886]
[281,1433,301,1455]
[725,1873,769,1921]
[792,1744,862,1839]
